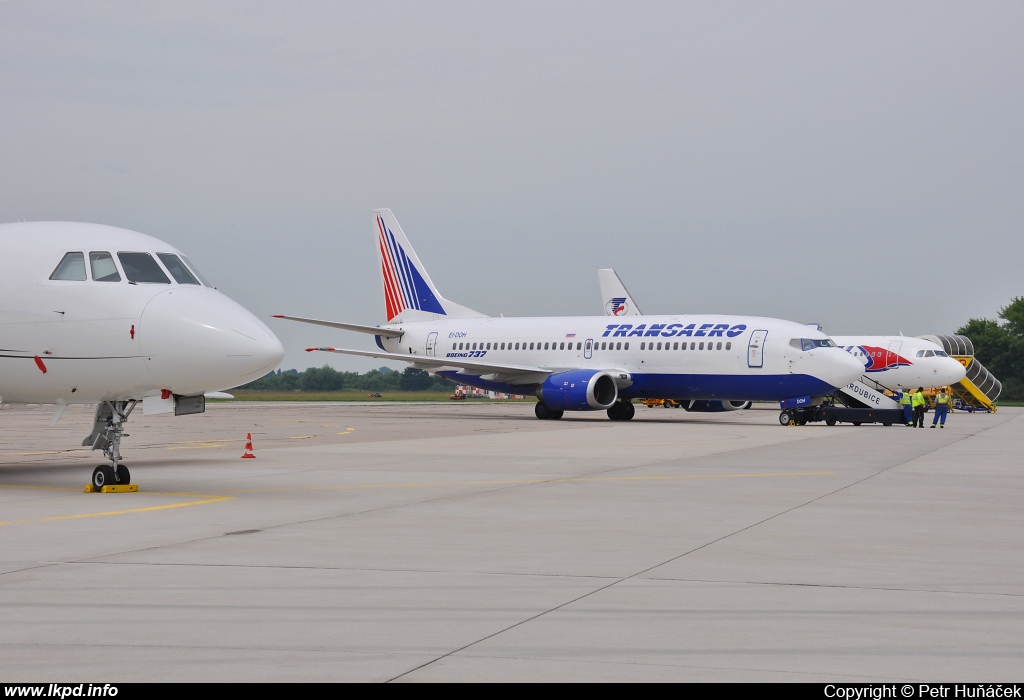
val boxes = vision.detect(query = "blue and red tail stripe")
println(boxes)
[377,215,445,321]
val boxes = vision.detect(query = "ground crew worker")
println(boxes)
[912,387,927,428]
[932,387,951,428]
[899,388,914,426]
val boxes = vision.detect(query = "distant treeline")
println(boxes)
[238,366,455,392]
[958,296,1024,400]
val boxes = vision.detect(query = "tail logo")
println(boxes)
[378,215,445,321]
[606,297,629,316]
[847,345,913,372]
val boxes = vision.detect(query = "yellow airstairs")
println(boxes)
[919,335,1001,412]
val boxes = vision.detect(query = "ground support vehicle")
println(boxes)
[778,395,904,427]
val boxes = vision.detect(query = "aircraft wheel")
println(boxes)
[883,422,893,427]
[606,404,621,421]
[115,465,131,484]
[825,415,837,426]
[779,411,792,426]
[92,465,115,490]
[548,410,564,420]
[622,401,635,421]
[535,402,552,420]
[852,422,862,426]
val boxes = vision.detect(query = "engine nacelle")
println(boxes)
[538,370,619,411]
[683,400,752,412]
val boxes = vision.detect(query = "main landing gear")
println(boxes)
[606,400,635,421]
[84,400,137,490]
[535,402,564,420]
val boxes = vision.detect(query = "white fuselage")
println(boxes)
[831,336,966,390]
[0,222,284,405]
[377,315,864,401]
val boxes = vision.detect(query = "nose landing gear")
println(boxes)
[84,401,137,491]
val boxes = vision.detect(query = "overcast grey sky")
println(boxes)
[2,1,1021,372]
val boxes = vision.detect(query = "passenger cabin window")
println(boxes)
[157,254,200,285]
[50,252,87,281]
[89,252,121,282]
[118,253,170,284]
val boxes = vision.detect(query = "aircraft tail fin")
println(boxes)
[373,209,487,323]
[598,269,643,316]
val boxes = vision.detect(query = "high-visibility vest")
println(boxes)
[912,392,926,407]
[899,392,912,405]
[936,393,950,405]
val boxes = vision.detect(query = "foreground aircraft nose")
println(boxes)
[831,349,865,388]
[140,288,284,394]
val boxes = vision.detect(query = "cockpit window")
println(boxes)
[89,252,121,282]
[791,337,837,351]
[180,256,213,287]
[157,253,200,285]
[935,350,948,357]
[50,252,87,281]
[117,253,170,284]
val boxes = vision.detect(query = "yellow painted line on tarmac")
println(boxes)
[166,438,240,450]
[0,490,234,527]
[218,471,832,494]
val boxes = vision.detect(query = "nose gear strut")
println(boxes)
[83,400,136,490]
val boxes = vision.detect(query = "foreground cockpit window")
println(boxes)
[89,252,121,282]
[157,253,200,285]
[50,252,87,281]
[117,252,170,284]
[792,338,837,351]
[180,256,213,287]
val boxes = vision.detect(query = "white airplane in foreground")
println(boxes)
[276,210,864,420]
[597,269,967,397]
[0,222,285,489]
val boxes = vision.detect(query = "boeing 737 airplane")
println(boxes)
[0,222,285,489]
[276,210,864,420]
[597,269,967,398]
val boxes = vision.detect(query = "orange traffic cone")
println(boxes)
[242,433,256,459]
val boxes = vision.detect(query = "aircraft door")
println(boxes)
[426,332,438,357]
[886,340,902,370]
[748,330,768,368]
[584,338,593,359]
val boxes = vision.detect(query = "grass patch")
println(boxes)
[223,390,529,402]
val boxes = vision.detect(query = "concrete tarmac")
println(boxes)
[0,401,1021,682]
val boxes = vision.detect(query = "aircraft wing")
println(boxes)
[306,346,552,381]
[273,315,404,339]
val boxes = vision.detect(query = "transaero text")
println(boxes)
[601,323,747,338]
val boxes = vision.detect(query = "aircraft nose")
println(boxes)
[140,288,285,394]
[942,357,967,384]
[830,349,865,388]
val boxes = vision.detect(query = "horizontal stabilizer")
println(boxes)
[306,346,552,380]
[272,315,404,339]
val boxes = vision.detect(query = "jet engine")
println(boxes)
[538,370,619,410]
[683,400,752,412]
